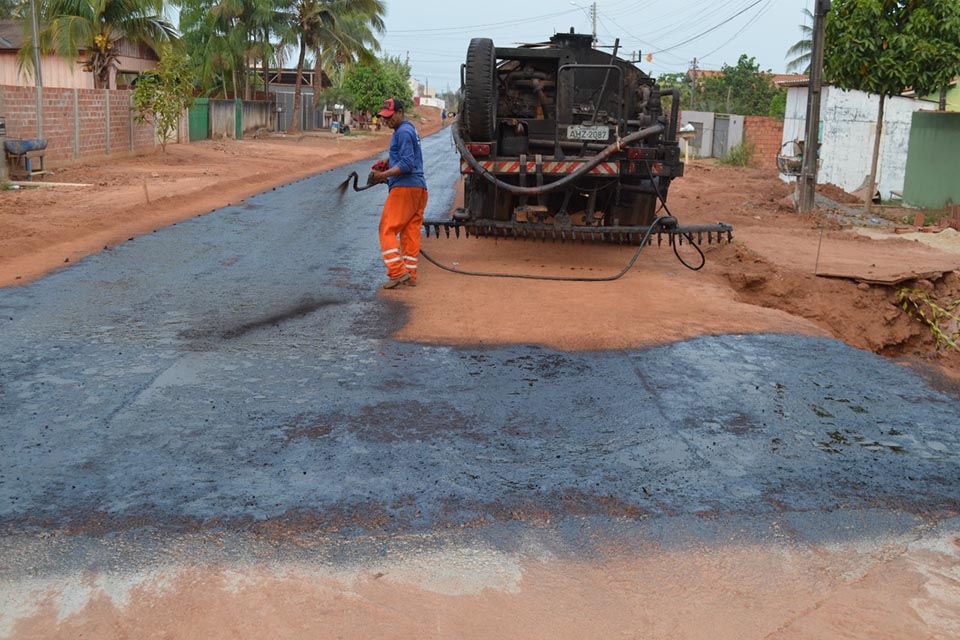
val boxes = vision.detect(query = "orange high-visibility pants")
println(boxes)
[379,186,428,281]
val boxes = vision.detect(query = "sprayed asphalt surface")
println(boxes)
[1,130,960,575]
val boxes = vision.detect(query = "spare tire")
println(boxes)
[463,38,497,141]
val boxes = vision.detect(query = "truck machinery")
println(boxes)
[425,30,732,248]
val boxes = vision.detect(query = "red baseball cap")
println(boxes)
[378,98,403,118]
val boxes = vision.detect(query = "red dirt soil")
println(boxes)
[4,105,960,640]
[2,106,959,385]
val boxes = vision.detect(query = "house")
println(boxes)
[780,79,936,199]
[907,78,959,112]
[0,19,159,89]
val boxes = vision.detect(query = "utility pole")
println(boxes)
[798,0,830,213]
[29,0,43,138]
[570,2,597,48]
[591,1,597,49]
[690,58,698,109]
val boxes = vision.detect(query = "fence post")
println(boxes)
[129,93,134,151]
[73,89,79,159]
[105,88,111,155]
[0,87,7,183]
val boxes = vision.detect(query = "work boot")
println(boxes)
[381,273,411,289]
[402,278,417,287]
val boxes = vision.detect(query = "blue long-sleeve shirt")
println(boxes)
[388,120,427,190]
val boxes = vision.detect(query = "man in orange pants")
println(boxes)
[370,98,428,289]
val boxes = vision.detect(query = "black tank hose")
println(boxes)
[452,123,665,196]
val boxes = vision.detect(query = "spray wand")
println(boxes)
[335,159,390,199]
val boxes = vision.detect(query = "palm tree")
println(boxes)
[178,0,290,98]
[285,0,384,133]
[20,0,178,89]
[785,7,813,74]
[311,8,382,108]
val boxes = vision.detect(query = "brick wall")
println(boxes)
[743,116,784,170]
[1,85,155,167]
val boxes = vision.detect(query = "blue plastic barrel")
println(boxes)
[4,138,48,156]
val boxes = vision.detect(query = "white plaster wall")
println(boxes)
[728,114,745,151]
[418,96,446,110]
[782,86,807,153]
[781,85,934,198]
[680,110,714,157]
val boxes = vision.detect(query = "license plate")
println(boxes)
[567,125,609,141]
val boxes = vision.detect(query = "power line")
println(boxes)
[650,0,768,54]
[385,8,580,35]
[698,0,775,62]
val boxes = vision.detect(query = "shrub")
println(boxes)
[719,142,755,167]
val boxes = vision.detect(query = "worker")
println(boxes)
[370,97,428,289]
[441,108,447,126]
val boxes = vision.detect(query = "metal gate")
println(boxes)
[188,99,209,141]
[712,115,730,158]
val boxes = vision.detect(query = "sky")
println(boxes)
[377,0,814,94]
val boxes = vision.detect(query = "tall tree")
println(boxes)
[785,8,814,74]
[824,0,960,211]
[284,0,384,133]
[312,7,382,108]
[19,0,178,89]
[179,0,289,98]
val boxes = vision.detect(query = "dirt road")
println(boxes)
[2,107,960,639]
[3,106,958,380]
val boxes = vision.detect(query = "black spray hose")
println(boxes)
[452,123,665,196]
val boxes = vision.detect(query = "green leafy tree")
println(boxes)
[20,0,178,89]
[768,89,787,120]
[785,8,814,74]
[132,45,195,151]
[341,55,411,115]
[699,55,780,116]
[825,0,960,210]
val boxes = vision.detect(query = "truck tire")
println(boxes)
[463,38,497,141]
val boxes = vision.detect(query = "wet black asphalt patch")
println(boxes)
[1,131,958,546]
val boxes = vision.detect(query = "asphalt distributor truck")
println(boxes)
[427,30,732,250]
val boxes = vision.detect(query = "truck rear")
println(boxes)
[434,30,730,246]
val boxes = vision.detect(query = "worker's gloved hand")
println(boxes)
[371,159,389,172]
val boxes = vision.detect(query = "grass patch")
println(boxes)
[896,207,951,226]
[719,142,755,167]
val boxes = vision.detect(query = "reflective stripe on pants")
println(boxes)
[379,186,428,280]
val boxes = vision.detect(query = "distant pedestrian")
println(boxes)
[370,98,428,289]
[441,108,447,126]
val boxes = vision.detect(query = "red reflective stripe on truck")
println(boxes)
[461,160,620,175]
